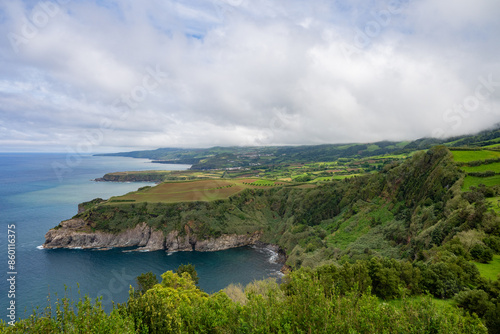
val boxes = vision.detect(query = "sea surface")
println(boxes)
[0,153,282,322]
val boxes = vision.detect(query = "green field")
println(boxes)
[462,175,500,190]
[461,162,500,173]
[451,150,500,163]
[487,197,500,213]
[474,255,500,281]
[247,180,287,186]
[332,174,359,180]
[484,143,500,149]
[366,144,380,151]
[107,178,291,203]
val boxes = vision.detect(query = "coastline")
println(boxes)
[43,219,289,272]
[43,220,263,251]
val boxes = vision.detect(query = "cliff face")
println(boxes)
[43,219,263,252]
[94,173,165,182]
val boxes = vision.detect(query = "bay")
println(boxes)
[0,153,282,322]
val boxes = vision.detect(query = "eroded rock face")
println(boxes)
[163,230,192,252]
[43,221,153,249]
[43,220,263,252]
[195,232,262,251]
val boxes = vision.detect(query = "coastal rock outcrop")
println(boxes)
[43,219,263,252]
[43,220,153,249]
[195,232,262,251]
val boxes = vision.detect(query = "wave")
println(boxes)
[36,245,44,250]
[250,244,279,264]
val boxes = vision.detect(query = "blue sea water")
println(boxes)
[0,153,282,323]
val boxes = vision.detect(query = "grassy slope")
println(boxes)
[460,161,500,173]
[108,179,291,203]
[462,175,500,190]
[487,197,500,213]
[474,254,500,281]
[452,149,500,190]
[452,150,500,282]
[451,150,500,163]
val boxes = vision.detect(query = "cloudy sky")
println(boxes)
[1,0,499,152]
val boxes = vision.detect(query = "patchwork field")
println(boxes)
[450,150,500,191]
[107,179,291,203]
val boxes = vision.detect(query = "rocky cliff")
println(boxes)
[94,172,165,182]
[43,219,263,252]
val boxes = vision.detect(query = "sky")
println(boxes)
[0,0,499,153]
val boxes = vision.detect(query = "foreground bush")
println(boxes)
[1,269,487,334]
[0,295,134,333]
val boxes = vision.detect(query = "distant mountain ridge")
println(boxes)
[97,126,500,170]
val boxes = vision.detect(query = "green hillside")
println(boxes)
[96,126,500,170]
[61,145,500,333]
[8,130,500,333]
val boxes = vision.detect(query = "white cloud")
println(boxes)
[0,0,499,152]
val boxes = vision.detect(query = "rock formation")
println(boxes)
[43,219,263,252]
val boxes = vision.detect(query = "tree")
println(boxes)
[470,244,493,263]
[175,263,199,285]
[135,271,158,295]
[454,289,494,318]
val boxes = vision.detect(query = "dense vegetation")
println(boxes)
[78,146,498,264]
[8,128,500,332]
[98,126,500,169]
[0,267,490,333]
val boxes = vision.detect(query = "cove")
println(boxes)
[0,153,281,321]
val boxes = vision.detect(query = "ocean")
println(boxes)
[0,153,282,323]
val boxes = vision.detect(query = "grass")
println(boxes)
[461,162,500,173]
[487,197,500,214]
[250,180,286,186]
[369,153,412,160]
[366,144,380,151]
[462,175,500,191]
[396,141,410,148]
[106,178,291,203]
[483,143,500,149]
[105,169,225,180]
[314,177,334,182]
[326,215,371,250]
[451,150,500,163]
[473,255,500,281]
[332,174,359,180]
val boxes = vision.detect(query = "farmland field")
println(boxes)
[332,174,359,180]
[107,179,291,203]
[460,162,500,173]
[462,175,500,190]
[474,255,500,281]
[484,143,500,149]
[451,150,500,163]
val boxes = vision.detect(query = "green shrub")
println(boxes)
[455,289,494,318]
[471,244,494,263]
